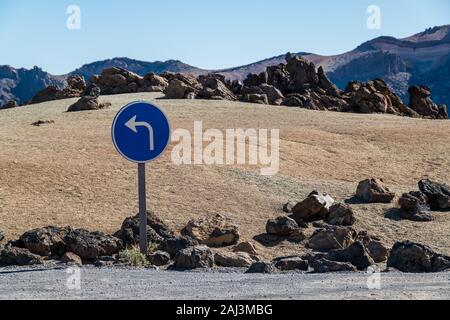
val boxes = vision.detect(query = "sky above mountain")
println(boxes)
[1,0,449,75]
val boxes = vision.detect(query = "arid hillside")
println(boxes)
[0,92,449,259]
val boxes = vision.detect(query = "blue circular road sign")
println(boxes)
[112,101,171,163]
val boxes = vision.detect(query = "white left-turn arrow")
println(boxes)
[125,115,155,151]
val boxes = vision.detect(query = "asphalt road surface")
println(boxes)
[0,266,449,300]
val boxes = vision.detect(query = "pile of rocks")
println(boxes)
[0,212,251,270]
[23,54,448,120]
[398,179,450,222]
[408,86,449,119]
[30,75,86,104]
[159,54,448,119]
[67,83,111,112]
[1,178,449,273]
[90,67,169,95]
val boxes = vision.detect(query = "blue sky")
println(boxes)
[0,0,449,74]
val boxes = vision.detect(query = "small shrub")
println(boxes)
[149,242,158,254]
[119,246,149,267]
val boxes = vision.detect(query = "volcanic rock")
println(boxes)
[356,178,395,203]
[183,214,239,247]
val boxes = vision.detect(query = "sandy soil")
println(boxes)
[0,92,449,259]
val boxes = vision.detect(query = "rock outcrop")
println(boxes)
[266,216,299,236]
[418,179,450,210]
[307,225,356,252]
[64,229,123,260]
[291,191,334,223]
[387,241,450,273]
[182,214,240,247]
[325,203,356,226]
[214,251,254,268]
[398,191,433,222]
[0,246,44,266]
[409,86,448,119]
[20,226,69,257]
[356,178,395,203]
[246,261,278,274]
[30,75,86,104]
[173,245,214,269]
[273,256,308,271]
[115,212,174,247]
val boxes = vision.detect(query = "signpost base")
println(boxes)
[138,163,148,254]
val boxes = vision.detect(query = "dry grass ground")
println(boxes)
[0,92,449,260]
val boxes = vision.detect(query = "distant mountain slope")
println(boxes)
[0,66,65,105]
[1,25,449,109]
[218,25,450,107]
[70,57,206,80]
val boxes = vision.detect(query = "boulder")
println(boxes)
[61,252,82,266]
[282,201,295,214]
[64,229,123,260]
[310,258,357,273]
[307,225,356,252]
[0,246,43,266]
[141,72,169,92]
[283,93,307,107]
[214,251,254,268]
[285,54,319,92]
[91,67,143,94]
[115,212,174,247]
[20,226,69,257]
[232,241,258,256]
[326,241,375,270]
[356,231,389,263]
[67,75,86,92]
[346,79,414,116]
[197,74,237,101]
[356,178,395,203]
[418,179,450,210]
[164,79,197,99]
[274,256,308,271]
[173,245,214,269]
[158,235,198,257]
[243,93,269,105]
[67,95,110,112]
[183,214,239,247]
[325,203,356,226]
[409,86,448,119]
[94,256,117,267]
[387,241,450,273]
[317,66,340,96]
[267,64,290,93]
[243,72,268,87]
[245,261,278,274]
[266,216,299,236]
[288,229,307,243]
[291,191,335,223]
[82,83,101,97]
[147,250,171,266]
[31,84,82,104]
[259,84,284,105]
[398,191,433,222]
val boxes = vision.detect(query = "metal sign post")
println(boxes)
[112,101,171,254]
[138,163,148,254]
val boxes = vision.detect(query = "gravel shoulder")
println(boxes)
[0,266,449,300]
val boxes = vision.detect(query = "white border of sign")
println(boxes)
[111,100,171,164]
